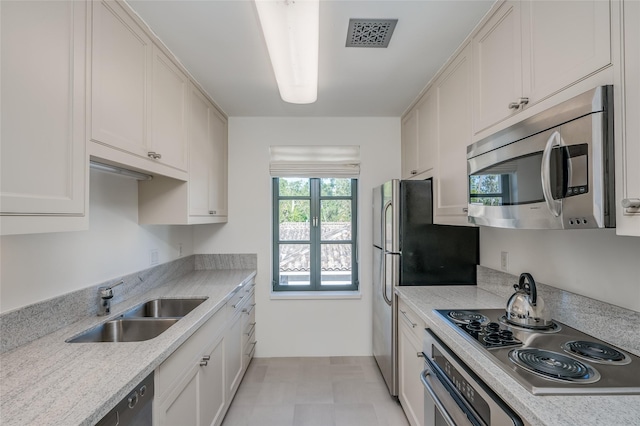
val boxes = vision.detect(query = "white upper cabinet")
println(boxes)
[138,84,228,225]
[521,0,611,104]
[150,46,189,171]
[401,110,419,179]
[90,0,189,180]
[188,85,228,219]
[434,44,473,225]
[473,0,611,135]
[416,90,437,177]
[616,0,640,236]
[91,0,151,157]
[401,90,436,180]
[472,1,523,134]
[1,0,88,235]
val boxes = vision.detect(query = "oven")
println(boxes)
[421,329,524,426]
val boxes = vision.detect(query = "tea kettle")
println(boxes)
[505,273,553,329]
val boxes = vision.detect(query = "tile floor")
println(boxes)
[221,357,410,426]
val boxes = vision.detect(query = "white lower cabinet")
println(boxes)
[155,281,256,426]
[398,299,426,426]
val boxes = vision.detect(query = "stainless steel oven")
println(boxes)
[421,329,524,426]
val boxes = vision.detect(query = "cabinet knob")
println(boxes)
[410,170,417,175]
[622,198,640,209]
[462,207,469,213]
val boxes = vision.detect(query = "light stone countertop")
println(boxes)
[395,285,640,426]
[0,269,256,426]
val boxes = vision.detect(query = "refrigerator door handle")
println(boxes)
[382,253,392,306]
[382,200,394,306]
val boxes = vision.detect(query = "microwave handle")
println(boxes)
[541,131,562,217]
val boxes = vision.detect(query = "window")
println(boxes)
[273,177,358,292]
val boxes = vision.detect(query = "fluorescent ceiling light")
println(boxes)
[255,0,319,104]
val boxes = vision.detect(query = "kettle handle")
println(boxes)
[519,273,537,306]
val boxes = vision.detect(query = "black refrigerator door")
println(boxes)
[400,179,479,285]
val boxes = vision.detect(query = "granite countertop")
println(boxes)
[0,269,256,426]
[396,285,640,426]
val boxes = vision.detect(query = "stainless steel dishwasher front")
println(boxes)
[96,372,154,426]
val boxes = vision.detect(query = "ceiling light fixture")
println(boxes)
[255,0,319,104]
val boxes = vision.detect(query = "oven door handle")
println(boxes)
[422,356,485,426]
[421,367,457,426]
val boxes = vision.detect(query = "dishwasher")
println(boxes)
[96,373,154,426]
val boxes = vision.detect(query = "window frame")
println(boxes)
[272,177,359,292]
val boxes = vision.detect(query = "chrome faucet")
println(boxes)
[98,281,124,316]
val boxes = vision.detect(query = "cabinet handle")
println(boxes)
[147,151,161,160]
[508,97,529,110]
[622,198,640,209]
[246,322,257,336]
[417,352,425,358]
[400,310,417,328]
[246,341,257,358]
[200,355,210,367]
[411,170,417,175]
[209,210,216,215]
[462,207,469,213]
[232,296,245,309]
[242,303,256,315]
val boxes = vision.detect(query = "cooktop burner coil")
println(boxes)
[563,341,632,365]
[509,348,601,384]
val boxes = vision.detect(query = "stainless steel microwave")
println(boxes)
[466,85,615,230]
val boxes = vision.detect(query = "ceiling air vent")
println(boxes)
[346,19,398,48]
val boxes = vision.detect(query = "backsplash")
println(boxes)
[0,254,257,353]
[477,266,640,357]
[195,253,257,270]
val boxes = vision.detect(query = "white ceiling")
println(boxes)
[127,0,495,117]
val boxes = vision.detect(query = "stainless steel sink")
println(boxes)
[67,298,208,343]
[66,318,179,343]
[120,298,208,318]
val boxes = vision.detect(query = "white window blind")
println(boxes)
[269,145,360,178]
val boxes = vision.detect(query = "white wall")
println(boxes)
[193,117,401,357]
[480,227,640,312]
[0,170,193,313]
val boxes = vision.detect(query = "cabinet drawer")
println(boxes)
[398,299,426,341]
[156,304,225,398]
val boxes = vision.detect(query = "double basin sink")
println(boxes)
[67,298,208,343]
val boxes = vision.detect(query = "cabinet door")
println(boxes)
[522,0,611,105]
[1,0,86,217]
[189,86,214,217]
[398,321,424,426]
[617,0,640,236]
[200,337,226,426]
[416,89,437,176]
[434,44,472,225]
[91,0,151,157]
[472,0,522,134]
[157,367,199,426]
[401,110,419,179]
[225,314,243,398]
[150,45,189,171]
[208,109,228,217]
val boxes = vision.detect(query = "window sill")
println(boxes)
[270,291,362,300]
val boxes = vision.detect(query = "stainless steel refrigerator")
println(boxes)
[372,179,479,396]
